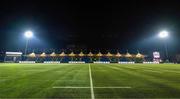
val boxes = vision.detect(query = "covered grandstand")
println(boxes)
[24,51,145,63]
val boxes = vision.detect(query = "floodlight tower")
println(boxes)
[158,30,169,62]
[24,30,33,56]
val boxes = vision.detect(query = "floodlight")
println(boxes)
[159,31,168,38]
[24,31,33,38]
[24,30,33,56]
[157,30,170,62]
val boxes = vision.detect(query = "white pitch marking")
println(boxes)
[94,86,132,89]
[53,86,90,89]
[52,86,131,89]
[89,64,95,99]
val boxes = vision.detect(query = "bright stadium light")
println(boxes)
[24,30,34,57]
[159,30,168,38]
[24,31,33,38]
[158,30,169,62]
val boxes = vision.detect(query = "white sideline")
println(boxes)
[53,86,90,89]
[52,86,132,89]
[94,86,131,89]
[89,64,95,99]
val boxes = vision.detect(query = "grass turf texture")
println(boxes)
[0,63,180,98]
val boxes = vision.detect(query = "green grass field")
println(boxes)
[0,63,180,98]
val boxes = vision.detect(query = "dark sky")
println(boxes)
[0,1,180,54]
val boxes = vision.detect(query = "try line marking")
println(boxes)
[94,86,131,89]
[89,64,95,99]
[52,86,132,89]
[53,86,90,89]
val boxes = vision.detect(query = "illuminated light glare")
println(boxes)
[159,31,168,38]
[24,31,33,38]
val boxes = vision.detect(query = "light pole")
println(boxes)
[24,30,33,56]
[158,30,169,62]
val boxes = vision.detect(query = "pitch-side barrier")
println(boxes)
[18,61,162,64]
[68,61,85,64]
[19,61,36,63]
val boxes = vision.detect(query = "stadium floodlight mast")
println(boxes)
[158,30,169,62]
[24,30,33,56]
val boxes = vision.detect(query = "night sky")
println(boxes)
[0,1,180,55]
